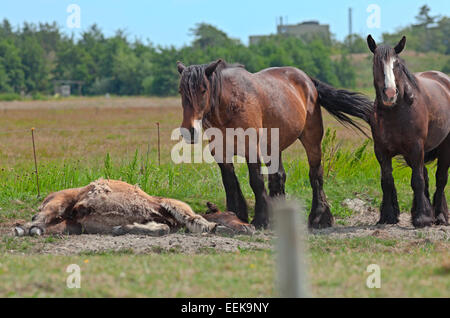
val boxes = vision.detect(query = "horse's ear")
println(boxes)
[367,35,377,53]
[394,36,406,54]
[177,61,186,74]
[205,59,223,78]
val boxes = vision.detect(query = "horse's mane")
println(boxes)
[179,60,244,113]
[374,45,418,90]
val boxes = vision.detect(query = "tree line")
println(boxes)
[0,5,447,97]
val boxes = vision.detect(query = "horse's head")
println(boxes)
[15,188,81,236]
[367,35,409,107]
[177,59,223,144]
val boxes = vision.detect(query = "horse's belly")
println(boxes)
[425,122,450,152]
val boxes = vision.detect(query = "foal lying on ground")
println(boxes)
[14,179,254,237]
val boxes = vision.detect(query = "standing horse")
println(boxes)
[366,35,450,227]
[176,59,372,229]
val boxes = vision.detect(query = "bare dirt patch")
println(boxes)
[1,198,448,255]
[312,198,450,241]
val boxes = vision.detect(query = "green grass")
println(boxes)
[1,128,444,224]
[0,237,448,297]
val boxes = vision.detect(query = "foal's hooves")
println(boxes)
[412,215,434,228]
[29,226,43,236]
[14,226,25,237]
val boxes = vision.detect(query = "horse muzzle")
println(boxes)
[382,87,398,106]
[181,127,199,144]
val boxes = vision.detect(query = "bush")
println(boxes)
[0,92,22,101]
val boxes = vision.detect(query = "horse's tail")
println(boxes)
[310,77,373,136]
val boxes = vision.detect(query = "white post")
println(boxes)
[273,200,310,298]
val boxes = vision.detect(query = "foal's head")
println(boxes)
[177,59,224,143]
[367,35,416,107]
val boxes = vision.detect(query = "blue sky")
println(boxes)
[1,0,448,46]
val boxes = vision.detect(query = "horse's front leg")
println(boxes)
[218,162,248,223]
[375,148,400,224]
[247,162,270,229]
[406,145,434,227]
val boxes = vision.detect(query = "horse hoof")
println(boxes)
[251,219,268,230]
[308,208,334,229]
[377,218,399,225]
[112,226,125,236]
[412,215,433,228]
[14,226,25,237]
[434,213,449,226]
[214,225,235,236]
[29,226,43,236]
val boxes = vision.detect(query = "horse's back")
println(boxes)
[255,66,315,91]
[416,71,450,93]
[415,71,450,150]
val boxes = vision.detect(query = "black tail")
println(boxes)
[310,77,373,136]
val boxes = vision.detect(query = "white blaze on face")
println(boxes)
[384,57,396,90]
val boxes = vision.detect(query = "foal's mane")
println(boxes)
[179,60,244,112]
[374,45,418,90]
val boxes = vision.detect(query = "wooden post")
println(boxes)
[31,128,40,198]
[273,200,310,297]
[156,122,161,166]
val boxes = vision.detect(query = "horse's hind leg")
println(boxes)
[405,143,434,227]
[423,166,431,203]
[112,222,170,237]
[247,162,270,229]
[299,112,333,229]
[218,163,249,223]
[268,153,286,197]
[433,135,449,225]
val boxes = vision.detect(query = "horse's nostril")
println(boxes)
[384,87,397,99]
[32,215,37,221]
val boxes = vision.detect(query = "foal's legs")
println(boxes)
[268,153,286,197]
[405,144,434,227]
[433,135,449,225]
[218,162,249,223]
[247,162,270,229]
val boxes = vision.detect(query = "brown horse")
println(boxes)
[366,35,450,227]
[176,59,372,229]
[14,179,255,237]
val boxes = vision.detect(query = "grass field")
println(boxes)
[0,96,448,298]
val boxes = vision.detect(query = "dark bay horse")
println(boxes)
[366,35,450,227]
[176,59,372,229]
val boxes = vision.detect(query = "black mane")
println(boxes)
[179,60,244,112]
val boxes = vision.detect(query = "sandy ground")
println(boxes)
[1,198,448,255]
